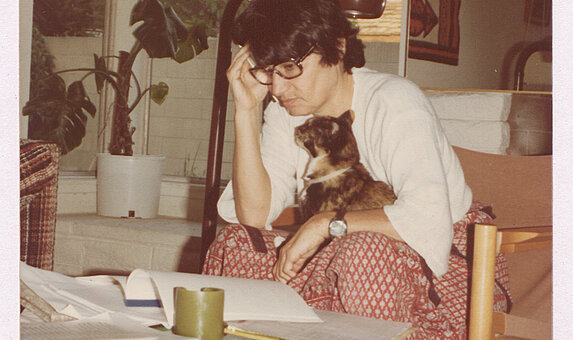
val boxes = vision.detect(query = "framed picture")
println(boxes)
[408,0,461,65]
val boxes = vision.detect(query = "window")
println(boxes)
[27,0,231,179]
[28,0,105,172]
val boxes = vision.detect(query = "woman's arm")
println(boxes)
[227,46,272,227]
[232,109,271,227]
[273,208,403,283]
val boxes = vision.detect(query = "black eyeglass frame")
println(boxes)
[248,46,315,85]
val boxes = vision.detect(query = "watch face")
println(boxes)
[329,219,347,237]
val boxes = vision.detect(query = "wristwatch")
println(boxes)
[329,218,348,237]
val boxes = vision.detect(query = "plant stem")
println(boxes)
[129,88,151,113]
[108,41,144,156]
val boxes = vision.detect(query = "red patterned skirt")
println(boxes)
[202,202,511,339]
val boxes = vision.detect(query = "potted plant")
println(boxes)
[23,0,209,218]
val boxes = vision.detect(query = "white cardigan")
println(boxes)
[218,68,473,277]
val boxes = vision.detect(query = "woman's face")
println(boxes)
[268,52,353,117]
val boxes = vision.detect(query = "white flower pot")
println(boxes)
[96,153,165,219]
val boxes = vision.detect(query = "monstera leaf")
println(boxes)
[174,21,209,64]
[131,0,189,59]
[23,76,96,155]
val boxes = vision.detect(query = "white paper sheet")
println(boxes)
[20,262,166,326]
[21,313,186,340]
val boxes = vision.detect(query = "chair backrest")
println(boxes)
[274,147,552,228]
[453,146,552,228]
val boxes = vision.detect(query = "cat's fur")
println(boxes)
[295,110,397,221]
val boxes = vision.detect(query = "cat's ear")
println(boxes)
[339,110,354,126]
[329,121,340,135]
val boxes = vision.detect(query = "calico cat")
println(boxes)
[295,110,397,221]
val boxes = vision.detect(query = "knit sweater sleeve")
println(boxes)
[353,71,471,277]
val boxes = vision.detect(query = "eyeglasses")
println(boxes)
[249,46,315,85]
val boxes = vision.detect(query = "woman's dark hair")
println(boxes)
[233,0,365,73]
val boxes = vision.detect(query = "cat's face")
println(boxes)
[294,110,357,160]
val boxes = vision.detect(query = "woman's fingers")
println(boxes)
[226,45,268,112]
[273,216,331,283]
[227,47,251,81]
[273,247,296,283]
[228,45,257,82]
[272,235,313,283]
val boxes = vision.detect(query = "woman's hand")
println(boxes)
[272,212,333,283]
[226,45,268,113]
[271,209,401,283]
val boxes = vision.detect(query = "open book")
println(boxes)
[119,269,322,328]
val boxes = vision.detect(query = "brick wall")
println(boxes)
[54,215,205,276]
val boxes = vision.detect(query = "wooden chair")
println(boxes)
[454,147,552,340]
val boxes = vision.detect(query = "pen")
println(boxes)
[238,44,257,68]
[224,325,284,340]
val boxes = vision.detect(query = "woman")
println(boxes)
[203,0,510,338]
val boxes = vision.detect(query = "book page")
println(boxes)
[227,310,415,340]
[131,270,322,328]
